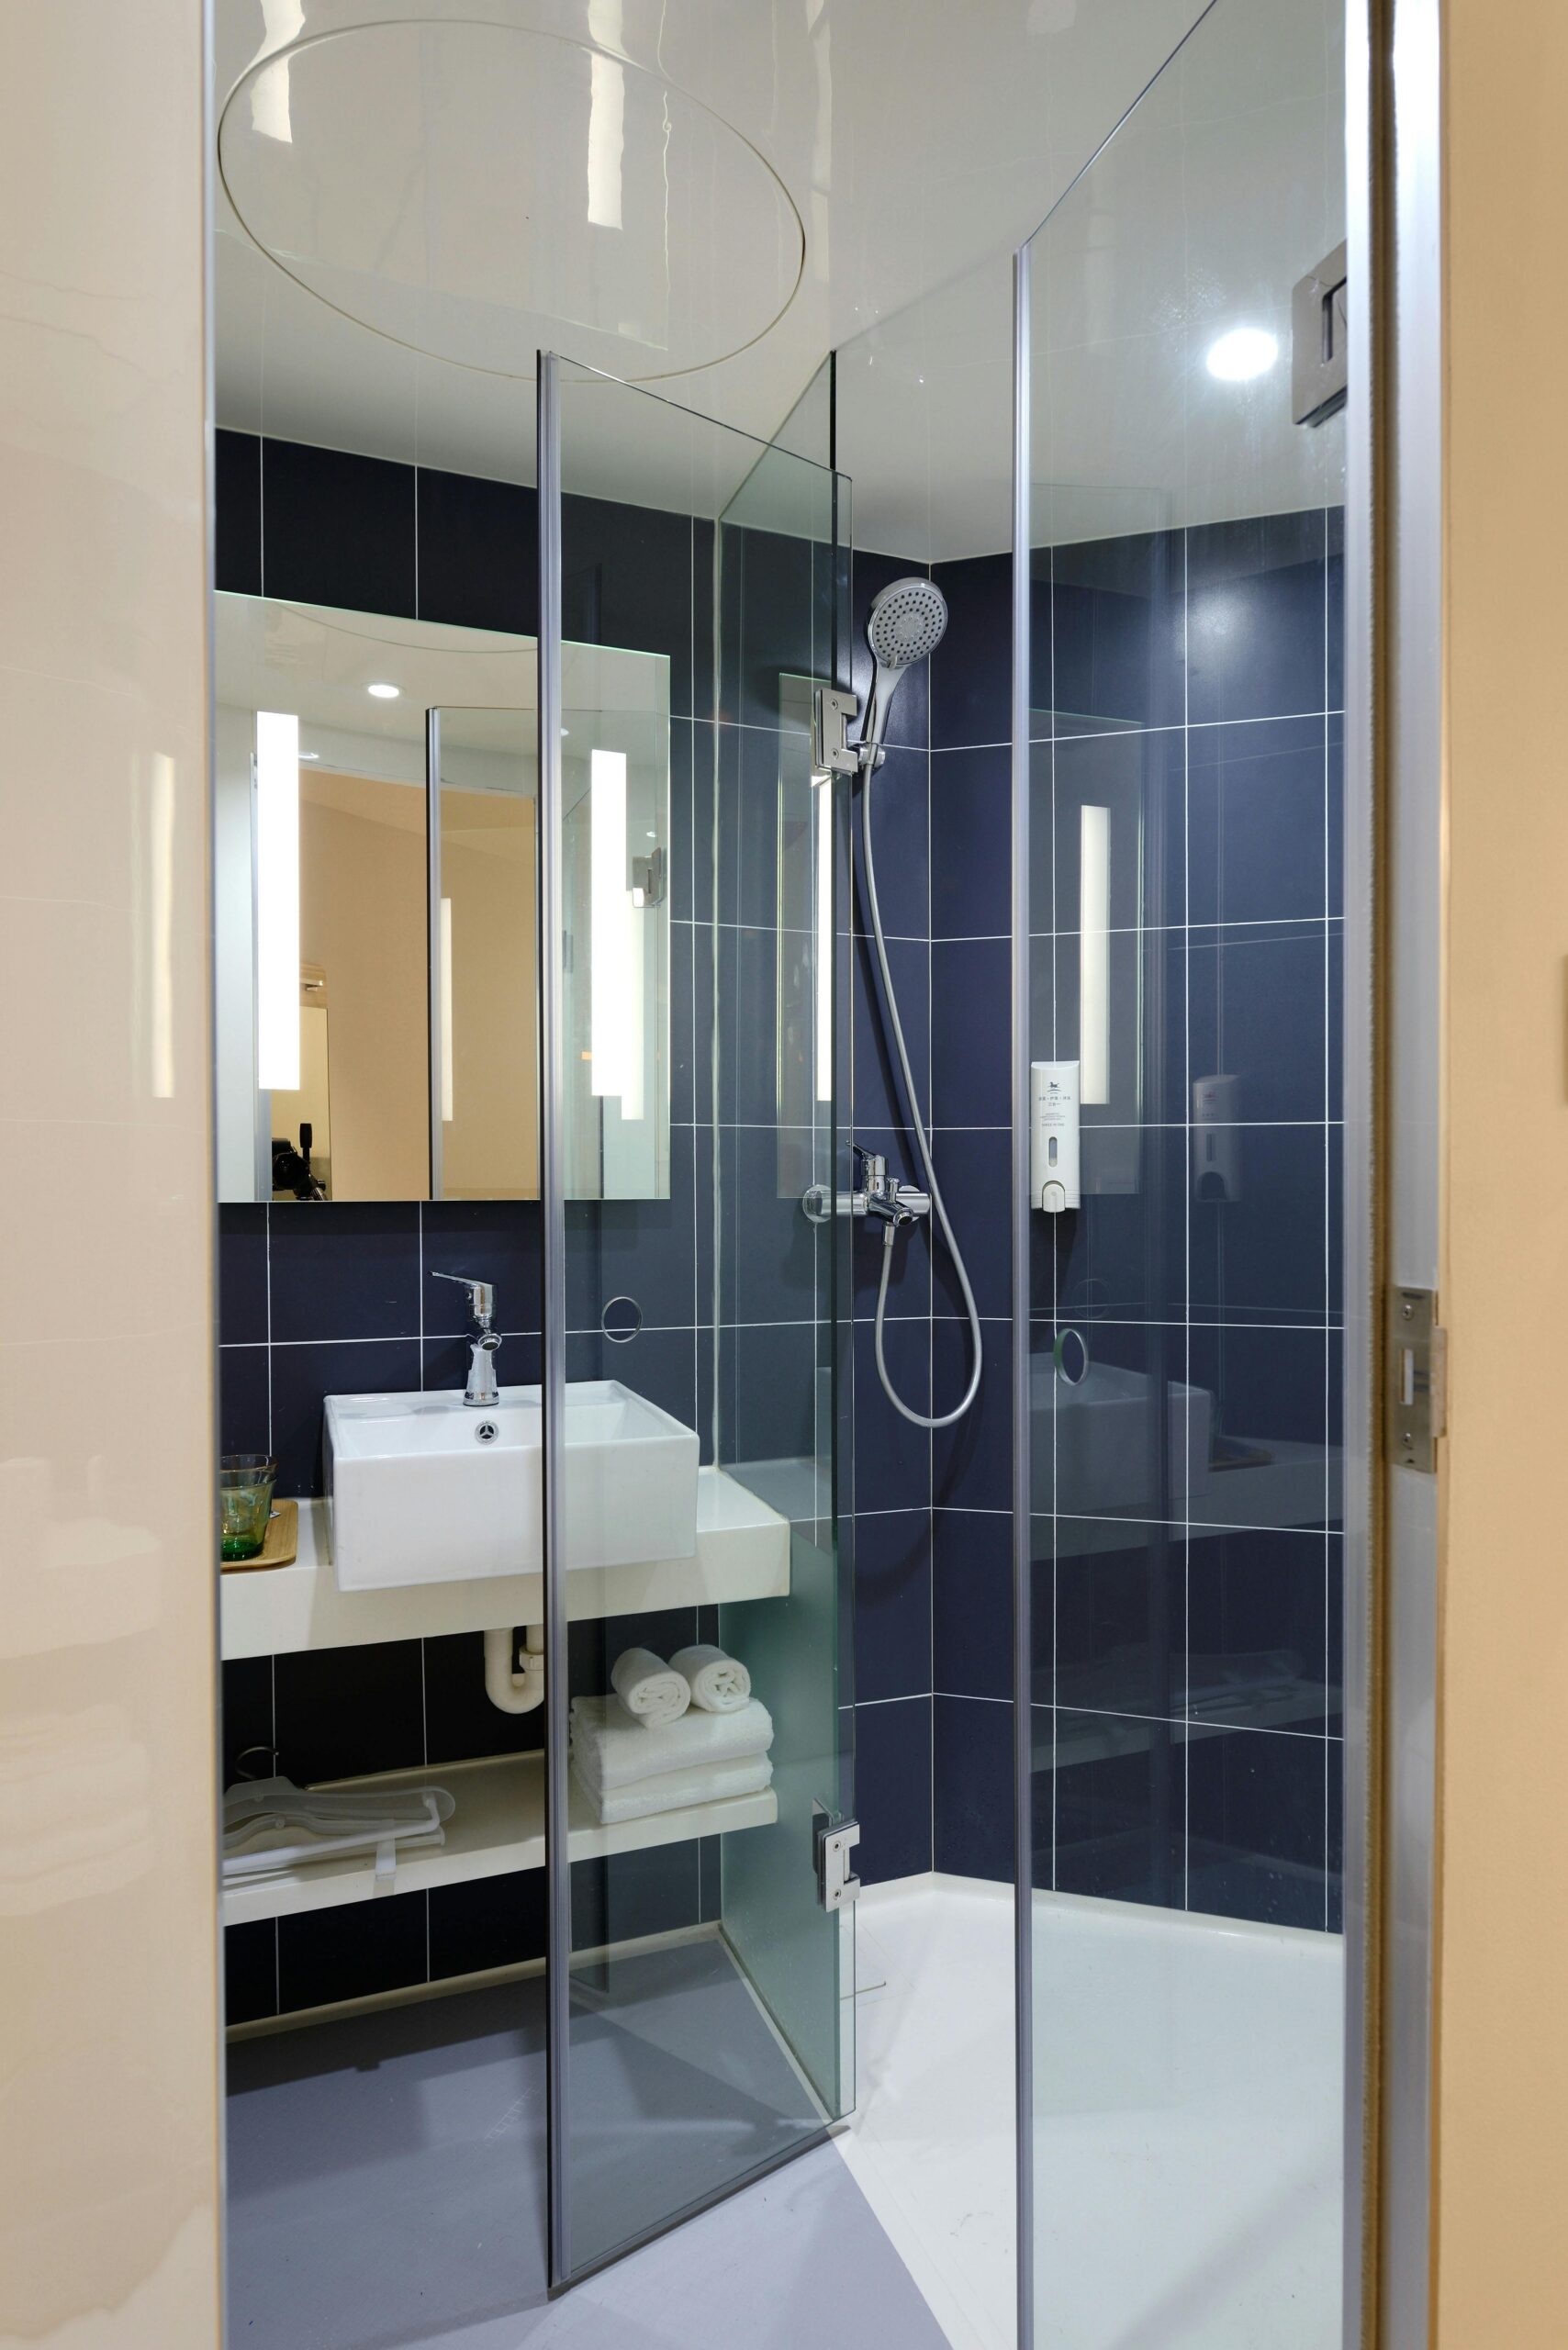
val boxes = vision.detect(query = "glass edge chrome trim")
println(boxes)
[426,709,444,1202]
[537,351,572,2290]
[1341,0,1376,2335]
[1010,237,1036,2350]
[202,0,232,2323]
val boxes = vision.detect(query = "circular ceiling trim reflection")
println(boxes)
[218,18,807,384]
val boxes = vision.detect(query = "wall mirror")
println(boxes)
[214,593,671,1203]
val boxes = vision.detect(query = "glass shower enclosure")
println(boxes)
[534,354,857,2284]
[1018,1,1354,2342]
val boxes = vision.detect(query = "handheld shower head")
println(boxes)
[853,565,983,1431]
[862,576,948,755]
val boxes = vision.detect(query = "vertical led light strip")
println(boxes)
[1079,802,1110,1105]
[255,710,300,1091]
[439,896,454,1123]
[815,775,832,1102]
[622,886,645,1125]
[589,746,633,1102]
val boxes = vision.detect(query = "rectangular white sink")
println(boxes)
[1030,1359,1212,1519]
[325,1382,700,1592]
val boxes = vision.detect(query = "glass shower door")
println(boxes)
[537,354,855,2284]
[1022,1,1350,2342]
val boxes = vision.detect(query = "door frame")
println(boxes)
[1349,0,1445,2340]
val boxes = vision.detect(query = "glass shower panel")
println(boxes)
[1025,1,1348,2342]
[543,359,853,2283]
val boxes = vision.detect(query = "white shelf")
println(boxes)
[220,1465,790,1661]
[221,1749,777,1928]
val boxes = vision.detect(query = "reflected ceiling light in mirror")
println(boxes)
[1204,327,1279,383]
[256,711,301,1092]
[367,681,400,699]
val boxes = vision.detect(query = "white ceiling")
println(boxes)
[214,0,1216,546]
[835,0,1347,557]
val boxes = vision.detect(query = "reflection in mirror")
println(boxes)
[214,594,671,1203]
[431,708,538,1200]
[559,687,671,1200]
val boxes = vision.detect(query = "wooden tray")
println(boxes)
[222,1498,298,1573]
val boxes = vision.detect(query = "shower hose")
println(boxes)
[859,749,984,1429]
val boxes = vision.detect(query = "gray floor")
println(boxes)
[226,1952,948,2349]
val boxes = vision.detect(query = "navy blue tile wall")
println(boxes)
[854,1510,933,1705]
[855,1696,933,1886]
[914,504,1344,1933]
[933,1696,1014,1880]
[215,430,262,598]
[220,1201,543,1502]
[260,439,418,620]
[415,464,537,635]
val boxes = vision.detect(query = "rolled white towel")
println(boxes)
[570,1752,773,1827]
[609,1647,690,1728]
[569,1693,773,1790]
[667,1643,751,1714]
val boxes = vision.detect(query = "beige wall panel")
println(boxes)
[0,0,222,2342]
[1436,2,1568,2340]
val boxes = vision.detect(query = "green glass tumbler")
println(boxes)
[220,1454,277,1562]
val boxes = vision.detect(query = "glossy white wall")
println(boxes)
[0,0,222,2341]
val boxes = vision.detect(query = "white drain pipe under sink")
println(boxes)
[484,1624,544,1713]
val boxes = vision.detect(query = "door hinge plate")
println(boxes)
[1386,1284,1446,1472]
[813,686,861,778]
[814,1814,861,1911]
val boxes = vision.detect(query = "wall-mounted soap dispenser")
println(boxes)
[1031,1060,1081,1213]
[1193,1074,1242,1201]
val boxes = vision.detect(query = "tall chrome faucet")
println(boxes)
[431,1272,501,1406]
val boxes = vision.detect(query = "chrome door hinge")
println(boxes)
[813,686,861,778]
[814,1815,861,1911]
[1386,1285,1447,1472]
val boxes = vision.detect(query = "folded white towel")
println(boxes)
[667,1643,752,1714]
[220,1776,454,1886]
[569,1694,773,1790]
[571,1753,773,1826]
[610,1647,690,1728]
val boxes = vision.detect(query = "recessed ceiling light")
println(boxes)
[1205,327,1279,383]
[299,751,320,761]
[367,681,400,699]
